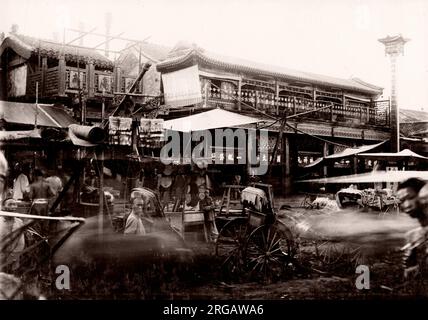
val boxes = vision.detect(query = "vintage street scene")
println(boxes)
[0,0,427,302]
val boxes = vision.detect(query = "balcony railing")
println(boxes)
[205,86,390,127]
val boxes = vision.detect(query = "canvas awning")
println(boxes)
[304,141,386,168]
[161,65,203,108]
[297,170,428,184]
[163,108,262,132]
[0,100,76,128]
[358,149,428,161]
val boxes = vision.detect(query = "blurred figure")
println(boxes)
[0,151,8,201]
[12,163,29,200]
[397,178,426,222]
[416,183,428,227]
[397,178,428,278]
[124,197,146,235]
[45,175,63,212]
[0,198,25,273]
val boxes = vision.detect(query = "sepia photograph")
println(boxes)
[0,0,427,312]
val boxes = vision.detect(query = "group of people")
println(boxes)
[8,162,63,217]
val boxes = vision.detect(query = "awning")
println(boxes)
[0,129,41,141]
[344,94,371,103]
[161,65,203,108]
[163,108,262,132]
[304,141,386,168]
[358,149,428,161]
[297,170,428,184]
[304,157,324,168]
[0,100,76,128]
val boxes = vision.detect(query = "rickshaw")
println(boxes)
[214,183,296,282]
[335,187,399,214]
[111,187,177,234]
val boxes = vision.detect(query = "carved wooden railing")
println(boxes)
[204,86,390,127]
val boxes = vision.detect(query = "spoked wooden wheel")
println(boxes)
[244,223,294,282]
[215,217,248,277]
[314,240,348,266]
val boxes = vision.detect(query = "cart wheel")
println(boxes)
[215,217,248,278]
[244,224,294,282]
[314,240,348,266]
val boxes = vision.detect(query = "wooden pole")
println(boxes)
[35,82,39,127]
[99,90,106,236]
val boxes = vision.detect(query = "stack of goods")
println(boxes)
[138,118,164,148]
[109,116,132,145]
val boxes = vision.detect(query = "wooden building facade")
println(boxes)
[156,43,392,193]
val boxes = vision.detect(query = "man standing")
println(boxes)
[198,189,218,243]
[124,197,146,235]
[12,163,29,200]
[28,169,53,217]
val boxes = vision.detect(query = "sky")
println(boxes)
[1,0,427,111]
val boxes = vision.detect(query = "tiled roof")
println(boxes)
[157,45,383,95]
[0,100,76,128]
[0,34,114,68]
[400,109,428,123]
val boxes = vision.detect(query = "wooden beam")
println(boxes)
[58,56,66,96]
[113,92,159,97]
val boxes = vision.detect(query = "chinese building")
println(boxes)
[155,42,392,193]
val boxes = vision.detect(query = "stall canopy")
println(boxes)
[0,100,76,128]
[297,170,428,184]
[163,108,262,132]
[358,149,428,161]
[304,140,386,168]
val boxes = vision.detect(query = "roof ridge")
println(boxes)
[14,33,110,53]
[158,46,382,94]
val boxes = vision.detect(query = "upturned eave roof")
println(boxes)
[157,47,383,95]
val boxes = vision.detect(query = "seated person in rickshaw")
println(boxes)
[198,189,219,242]
[124,197,146,235]
[397,178,428,278]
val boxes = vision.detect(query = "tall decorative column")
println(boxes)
[378,35,409,152]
